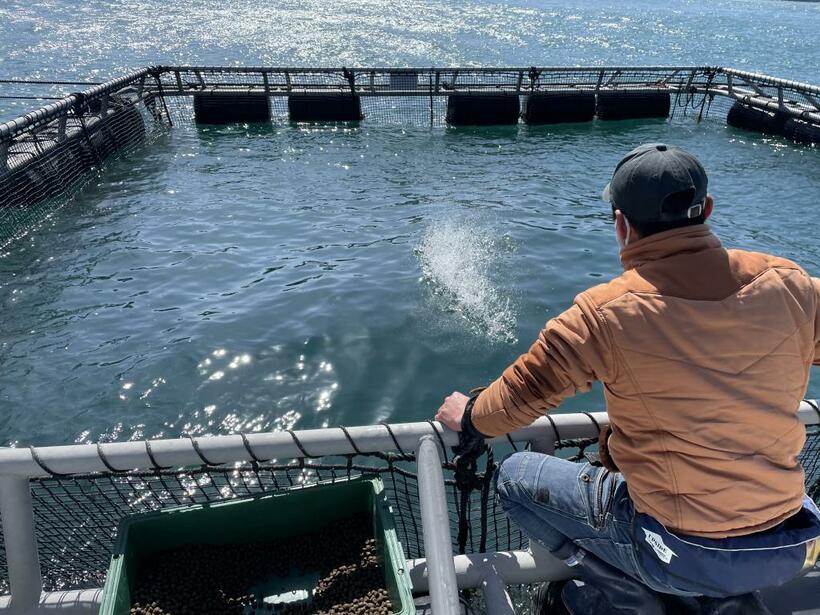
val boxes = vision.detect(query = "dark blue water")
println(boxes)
[0,0,818,446]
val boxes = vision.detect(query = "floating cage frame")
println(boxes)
[1,66,820,613]
[1,65,820,247]
[0,403,817,614]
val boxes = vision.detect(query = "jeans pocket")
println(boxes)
[528,456,552,506]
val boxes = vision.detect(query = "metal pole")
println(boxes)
[481,574,515,615]
[0,476,42,614]
[0,412,611,478]
[409,549,571,592]
[3,403,818,478]
[0,589,102,614]
[417,436,460,615]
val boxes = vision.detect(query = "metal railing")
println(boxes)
[2,65,819,240]
[0,403,818,614]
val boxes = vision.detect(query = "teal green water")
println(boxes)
[0,0,819,446]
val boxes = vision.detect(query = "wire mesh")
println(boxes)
[1,66,820,598]
[0,426,816,596]
[0,75,171,250]
[13,454,523,593]
[3,65,819,250]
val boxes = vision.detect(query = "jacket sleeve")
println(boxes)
[471,293,615,437]
[814,277,820,366]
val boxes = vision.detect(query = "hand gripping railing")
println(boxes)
[0,402,818,614]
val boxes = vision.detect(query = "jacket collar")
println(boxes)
[620,225,722,270]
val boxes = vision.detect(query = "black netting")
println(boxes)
[0,73,172,249]
[4,66,818,250]
[0,425,815,595]
[21,453,525,593]
[803,424,820,503]
[0,522,5,595]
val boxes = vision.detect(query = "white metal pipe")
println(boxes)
[1,403,818,478]
[417,436,460,615]
[408,549,571,592]
[0,589,102,613]
[714,86,820,125]
[0,411,611,478]
[480,574,515,615]
[0,550,571,613]
[159,65,710,75]
[718,67,820,97]
[0,477,42,614]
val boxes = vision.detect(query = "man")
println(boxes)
[435,144,820,614]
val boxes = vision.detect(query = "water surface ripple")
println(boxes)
[0,1,818,445]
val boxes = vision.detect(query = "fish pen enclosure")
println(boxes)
[2,66,820,614]
[1,65,820,247]
[0,404,818,614]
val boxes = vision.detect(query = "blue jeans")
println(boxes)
[495,451,693,596]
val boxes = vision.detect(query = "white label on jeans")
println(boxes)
[643,528,677,564]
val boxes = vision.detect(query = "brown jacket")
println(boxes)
[472,225,820,538]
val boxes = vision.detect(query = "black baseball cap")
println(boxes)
[602,143,708,222]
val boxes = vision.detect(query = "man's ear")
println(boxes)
[614,209,629,246]
[703,195,714,220]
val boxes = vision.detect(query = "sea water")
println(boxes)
[0,0,818,445]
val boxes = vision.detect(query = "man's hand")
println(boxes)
[435,391,470,431]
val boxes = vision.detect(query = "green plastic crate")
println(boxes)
[99,476,414,614]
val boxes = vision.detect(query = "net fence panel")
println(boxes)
[5,66,816,249]
[154,66,723,128]
[0,72,172,249]
[17,454,525,593]
[0,426,816,595]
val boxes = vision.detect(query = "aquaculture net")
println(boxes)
[0,70,172,249]
[0,424,818,596]
[156,66,722,128]
[3,65,818,252]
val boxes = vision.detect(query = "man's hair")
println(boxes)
[613,189,706,238]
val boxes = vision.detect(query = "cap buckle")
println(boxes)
[686,202,704,219]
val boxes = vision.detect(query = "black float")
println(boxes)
[193,94,271,125]
[726,102,787,136]
[521,91,596,124]
[2,96,146,209]
[782,118,820,145]
[596,91,671,120]
[288,95,363,122]
[85,99,146,159]
[445,94,520,126]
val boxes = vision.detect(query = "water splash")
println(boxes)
[416,216,517,344]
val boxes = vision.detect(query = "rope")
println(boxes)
[28,446,68,477]
[285,429,321,459]
[479,447,495,553]
[187,435,221,467]
[71,93,104,167]
[457,484,472,555]
[380,421,410,458]
[697,69,717,123]
[528,66,541,90]
[426,420,450,463]
[339,426,363,455]
[583,412,602,434]
[149,68,173,127]
[96,443,126,473]
[545,414,562,444]
[805,399,820,423]
[240,433,270,464]
[144,440,172,471]
[342,67,356,94]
